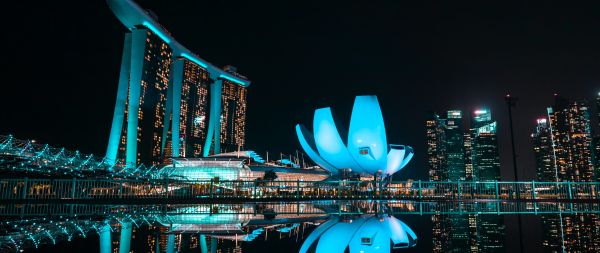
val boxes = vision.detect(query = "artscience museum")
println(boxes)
[296,95,414,178]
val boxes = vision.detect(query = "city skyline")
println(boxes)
[1,1,600,181]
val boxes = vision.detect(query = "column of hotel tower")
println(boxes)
[534,95,599,252]
[106,27,172,168]
[218,72,248,154]
[161,58,210,160]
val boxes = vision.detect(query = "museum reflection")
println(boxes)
[2,201,600,252]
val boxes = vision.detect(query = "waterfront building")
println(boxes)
[157,151,329,181]
[296,95,414,177]
[219,71,248,153]
[105,0,251,168]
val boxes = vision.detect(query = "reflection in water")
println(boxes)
[300,215,417,253]
[432,214,504,252]
[2,201,600,252]
[540,213,600,252]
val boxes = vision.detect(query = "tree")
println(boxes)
[262,170,278,181]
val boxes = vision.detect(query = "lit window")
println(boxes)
[359,147,370,155]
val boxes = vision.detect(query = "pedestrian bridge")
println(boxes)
[2,177,599,202]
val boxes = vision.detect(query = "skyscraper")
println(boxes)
[427,114,447,181]
[470,108,501,181]
[532,118,556,181]
[219,68,248,153]
[427,109,503,252]
[546,96,594,181]
[105,0,251,167]
[446,110,466,181]
[535,95,599,252]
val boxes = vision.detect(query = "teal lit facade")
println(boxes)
[296,95,413,177]
[105,0,251,168]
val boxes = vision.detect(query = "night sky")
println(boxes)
[1,0,599,181]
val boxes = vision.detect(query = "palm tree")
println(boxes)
[263,170,278,181]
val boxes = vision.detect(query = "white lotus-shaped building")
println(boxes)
[296,95,413,176]
[299,215,418,253]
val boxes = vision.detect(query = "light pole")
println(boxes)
[505,93,524,253]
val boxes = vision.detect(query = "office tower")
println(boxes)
[546,97,594,181]
[463,132,473,180]
[532,118,556,181]
[446,110,466,180]
[427,114,447,181]
[105,0,251,167]
[469,108,505,252]
[535,96,599,252]
[427,110,487,253]
[470,108,501,181]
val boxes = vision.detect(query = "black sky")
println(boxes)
[1,0,599,181]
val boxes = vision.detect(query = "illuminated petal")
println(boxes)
[295,124,338,174]
[385,145,406,176]
[313,108,364,173]
[299,217,339,253]
[399,146,414,169]
[347,96,388,174]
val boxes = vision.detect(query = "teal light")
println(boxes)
[142,21,171,43]
[219,74,246,86]
[181,53,208,68]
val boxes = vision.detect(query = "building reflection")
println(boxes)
[299,214,417,253]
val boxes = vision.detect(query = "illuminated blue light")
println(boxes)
[296,95,414,177]
[181,53,208,68]
[219,74,246,86]
[142,21,171,43]
[300,215,418,253]
[295,125,338,174]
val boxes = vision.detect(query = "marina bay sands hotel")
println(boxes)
[105,0,250,168]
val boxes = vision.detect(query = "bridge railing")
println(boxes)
[1,178,599,201]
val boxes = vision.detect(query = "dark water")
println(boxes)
[1,201,599,253]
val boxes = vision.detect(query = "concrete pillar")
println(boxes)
[203,75,223,157]
[210,237,218,253]
[125,28,149,168]
[170,59,185,157]
[166,233,176,253]
[106,33,132,166]
[199,235,208,253]
[118,221,132,253]
[99,224,112,253]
